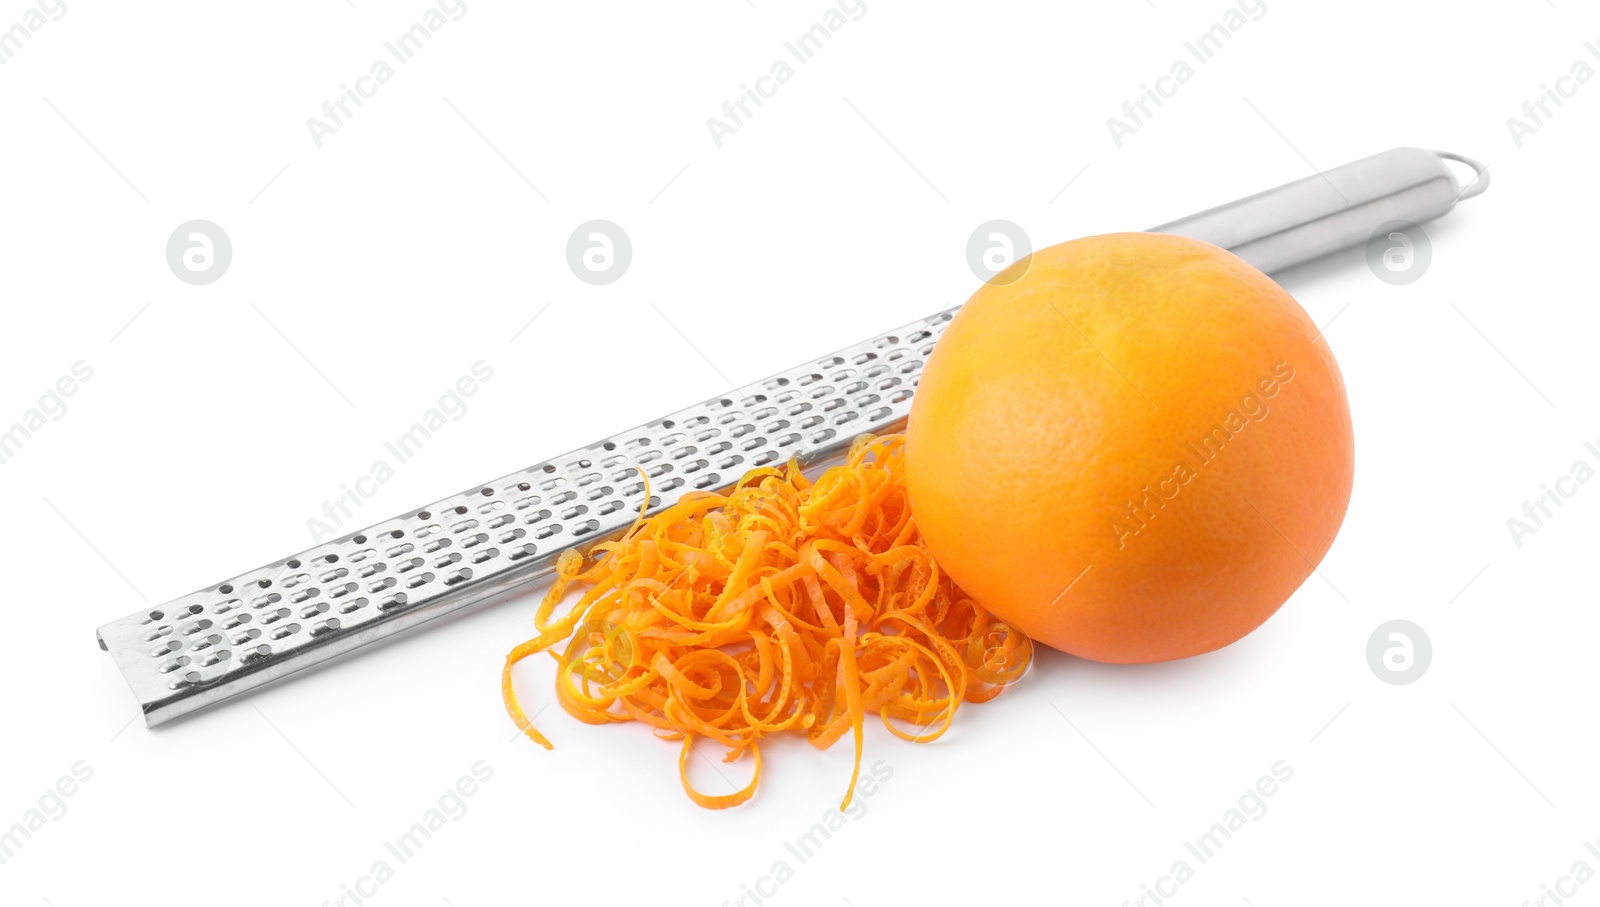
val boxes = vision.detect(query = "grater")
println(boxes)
[98,147,1488,728]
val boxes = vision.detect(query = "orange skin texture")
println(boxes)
[905,233,1354,664]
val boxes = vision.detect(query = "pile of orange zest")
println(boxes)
[501,433,1033,809]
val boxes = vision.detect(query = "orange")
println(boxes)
[904,233,1353,664]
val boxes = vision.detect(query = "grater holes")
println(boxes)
[180,619,213,636]
[218,584,233,594]
[261,607,292,626]
[158,655,190,674]
[312,618,342,635]
[269,623,300,641]
[197,648,231,670]
[115,312,947,704]
[142,610,164,624]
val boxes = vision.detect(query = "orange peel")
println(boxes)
[502,433,1031,808]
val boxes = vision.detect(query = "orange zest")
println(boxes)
[502,433,1032,809]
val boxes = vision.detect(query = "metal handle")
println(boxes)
[1150,147,1489,274]
[97,146,1490,727]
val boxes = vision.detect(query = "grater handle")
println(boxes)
[1150,147,1489,275]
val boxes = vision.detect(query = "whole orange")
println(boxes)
[905,233,1353,664]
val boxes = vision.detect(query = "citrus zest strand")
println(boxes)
[502,434,1032,809]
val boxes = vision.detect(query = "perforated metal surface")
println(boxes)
[96,307,958,726]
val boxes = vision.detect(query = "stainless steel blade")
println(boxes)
[97,147,1487,727]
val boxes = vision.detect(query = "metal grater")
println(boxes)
[98,147,1489,727]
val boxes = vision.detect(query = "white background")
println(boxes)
[2,1,1596,905]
